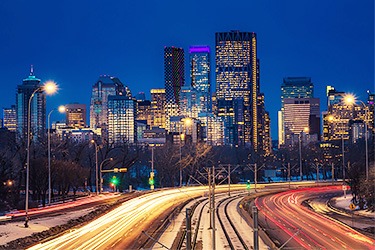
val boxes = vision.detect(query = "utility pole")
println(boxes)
[254,163,257,192]
[211,165,216,250]
[208,167,212,229]
[228,164,231,197]
[288,163,291,189]
[186,208,192,250]
[252,206,259,250]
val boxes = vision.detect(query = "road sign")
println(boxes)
[342,185,347,191]
[349,203,356,210]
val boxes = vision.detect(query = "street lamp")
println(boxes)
[47,105,66,206]
[91,140,99,195]
[100,157,113,193]
[179,118,193,187]
[25,81,58,228]
[344,94,369,181]
[299,127,309,181]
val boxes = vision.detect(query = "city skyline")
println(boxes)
[0,0,373,139]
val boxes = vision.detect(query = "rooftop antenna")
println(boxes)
[30,65,34,76]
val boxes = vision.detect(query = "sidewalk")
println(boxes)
[329,193,375,219]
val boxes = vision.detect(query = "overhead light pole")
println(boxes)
[344,94,369,181]
[100,157,113,193]
[47,105,66,206]
[299,127,309,181]
[25,81,57,228]
[91,140,99,195]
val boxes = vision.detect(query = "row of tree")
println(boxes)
[0,129,373,212]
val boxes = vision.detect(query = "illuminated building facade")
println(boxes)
[89,75,125,130]
[164,46,185,128]
[136,100,152,128]
[283,98,320,147]
[197,113,224,146]
[278,77,314,147]
[107,95,137,145]
[323,87,374,142]
[257,94,272,155]
[3,105,17,131]
[179,86,198,118]
[16,68,46,141]
[150,88,166,128]
[215,31,259,148]
[65,103,86,129]
[189,46,211,113]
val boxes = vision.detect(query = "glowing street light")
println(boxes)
[25,81,58,228]
[299,127,309,180]
[343,94,369,181]
[91,140,99,195]
[47,105,66,206]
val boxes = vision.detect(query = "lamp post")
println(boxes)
[25,81,57,228]
[343,95,369,181]
[179,117,192,187]
[100,157,113,193]
[299,127,309,181]
[47,105,66,206]
[91,140,99,195]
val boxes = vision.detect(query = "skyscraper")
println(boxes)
[215,31,259,147]
[107,95,137,145]
[150,88,166,129]
[3,105,17,132]
[16,68,46,141]
[283,98,320,146]
[90,75,125,140]
[278,77,314,147]
[189,45,211,113]
[164,46,185,128]
[65,103,87,129]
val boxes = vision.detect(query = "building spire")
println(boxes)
[30,65,34,76]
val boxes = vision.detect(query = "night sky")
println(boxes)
[0,0,373,139]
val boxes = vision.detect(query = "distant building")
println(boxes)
[197,113,224,146]
[164,47,185,128]
[179,86,198,118]
[16,67,47,141]
[3,105,17,131]
[138,127,166,146]
[65,103,86,129]
[279,77,315,147]
[150,88,166,129]
[136,100,152,128]
[215,31,260,148]
[189,45,211,113]
[283,98,320,147]
[107,95,137,144]
[89,75,126,130]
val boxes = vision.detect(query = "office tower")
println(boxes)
[107,95,137,144]
[197,113,224,146]
[164,47,185,128]
[323,87,374,142]
[179,86,198,118]
[90,75,125,140]
[150,89,166,128]
[136,99,152,128]
[257,94,272,155]
[278,77,314,147]
[65,103,87,129]
[3,105,17,131]
[189,45,211,113]
[215,31,259,147]
[16,68,46,141]
[283,98,320,146]
[323,87,352,141]
[135,92,146,102]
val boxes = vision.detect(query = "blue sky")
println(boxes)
[0,0,373,139]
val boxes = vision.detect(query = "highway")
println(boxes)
[255,186,375,250]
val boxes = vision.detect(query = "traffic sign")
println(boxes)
[342,185,347,191]
[349,203,356,210]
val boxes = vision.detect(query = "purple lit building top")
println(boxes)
[189,46,210,54]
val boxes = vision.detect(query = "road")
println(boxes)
[255,186,375,249]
